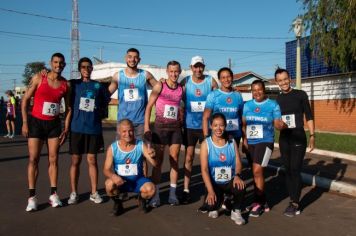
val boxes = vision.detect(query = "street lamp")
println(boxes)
[293,17,303,89]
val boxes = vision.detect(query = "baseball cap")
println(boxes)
[190,56,205,66]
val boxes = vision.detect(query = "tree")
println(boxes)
[299,0,356,72]
[22,62,47,86]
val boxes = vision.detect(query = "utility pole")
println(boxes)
[70,0,80,80]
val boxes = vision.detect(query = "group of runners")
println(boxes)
[21,48,315,226]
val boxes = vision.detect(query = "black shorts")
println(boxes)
[69,132,104,155]
[183,128,204,147]
[248,142,274,167]
[152,125,183,145]
[28,116,61,140]
[6,115,15,121]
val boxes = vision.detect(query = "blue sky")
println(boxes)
[0,0,305,97]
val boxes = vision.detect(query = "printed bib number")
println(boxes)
[214,167,232,182]
[190,101,205,112]
[282,114,296,128]
[7,107,11,113]
[124,88,139,102]
[226,119,239,131]
[79,97,95,112]
[42,102,59,116]
[163,105,178,120]
[117,164,138,176]
[246,125,263,139]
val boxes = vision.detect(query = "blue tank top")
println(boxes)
[70,79,108,135]
[242,98,281,144]
[205,89,244,138]
[184,75,213,129]
[112,140,144,182]
[117,69,148,124]
[207,137,236,185]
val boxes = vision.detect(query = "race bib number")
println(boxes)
[226,119,239,131]
[214,167,232,182]
[117,164,138,176]
[163,105,178,120]
[190,101,205,112]
[246,125,263,139]
[79,97,95,112]
[42,102,59,116]
[282,114,296,128]
[124,88,139,102]
[7,107,11,113]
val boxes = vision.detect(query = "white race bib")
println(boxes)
[282,114,296,128]
[124,88,139,102]
[79,97,95,112]
[163,105,178,120]
[226,119,239,131]
[214,166,232,182]
[246,125,263,139]
[42,102,60,116]
[117,164,138,176]
[190,101,205,112]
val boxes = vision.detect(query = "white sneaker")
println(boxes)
[9,134,14,138]
[231,210,245,225]
[208,210,219,219]
[67,192,78,205]
[49,193,62,208]
[26,196,38,212]
[3,133,10,138]
[89,191,103,204]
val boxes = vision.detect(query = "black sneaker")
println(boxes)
[221,195,233,212]
[180,191,191,204]
[197,204,208,214]
[284,202,300,217]
[111,199,124,216]
[138,195,150,213]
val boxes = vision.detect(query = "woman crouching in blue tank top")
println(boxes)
[200,113,246,226]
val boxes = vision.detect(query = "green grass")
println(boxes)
[274,131,356,155]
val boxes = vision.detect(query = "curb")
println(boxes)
[274,143,356,162]
[189,146,356,198]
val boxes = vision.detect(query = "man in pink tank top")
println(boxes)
[144,60,184,207]
[21,53,72,212]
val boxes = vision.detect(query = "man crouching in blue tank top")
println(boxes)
[103,119,157,216]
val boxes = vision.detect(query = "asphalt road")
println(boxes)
[0,125,355,236]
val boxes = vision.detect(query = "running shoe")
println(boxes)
[89,191,103,204]
[26,196,38,212]
[49,193,62,208]
[148,196,161,208]
[249,203,263,217]
[67,192,79,205]
[180,191,191,204]
[231,210,245,225]
[111,199,124,216]
[208,210,219,219]
[284,202,301,217]
[197,205,208,214]
[3,133,10,138]
[221,194,233,211]
[9,134,14,139]
[168,194,180,206]
[264,202,271,212]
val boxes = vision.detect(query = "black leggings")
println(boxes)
[279,128,307,204]
[202,178,245,211]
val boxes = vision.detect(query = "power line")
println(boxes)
[0,7,293,40]
[0,30,284,54]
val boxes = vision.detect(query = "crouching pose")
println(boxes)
[200,113,246,225]
[103,119,157,216]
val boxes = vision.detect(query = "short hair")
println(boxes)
[117,119,134,129]
[126,48,140,56]
[274,68,290,79]
[251,79,265,92]
[78,57,93,71]
[51,52,65,62]
[217,67,233,79]
[166,60,181,70]
[5,90,14,96]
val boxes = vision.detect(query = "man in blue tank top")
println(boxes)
[180,56,218,204]
[103,119,157,216]
[67,57,111,205]
[108,48,157,139]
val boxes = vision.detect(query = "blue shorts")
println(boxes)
[119,176,151,193]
